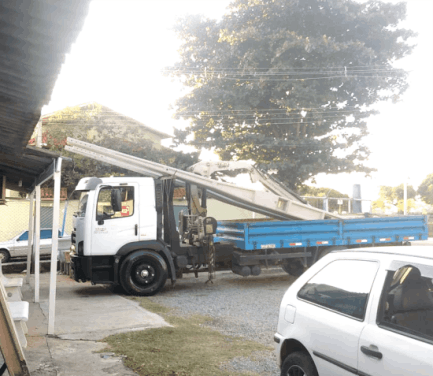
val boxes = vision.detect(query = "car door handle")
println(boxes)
[361,346,383,360]
[135,224,138,236]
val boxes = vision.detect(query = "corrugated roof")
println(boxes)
[0,0,91,192]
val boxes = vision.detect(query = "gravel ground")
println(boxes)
[148,267,297,375]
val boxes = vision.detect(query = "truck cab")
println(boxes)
[72,176,157,258]
[70,176,172,295]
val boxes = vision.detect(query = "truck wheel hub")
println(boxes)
[134,264,155,284]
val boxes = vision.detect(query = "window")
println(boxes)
[18,231,28,241]
[77,192,89,217]
[40,230,53,239]
[96,186,134,220]
[378,264,433,342]
[298,260,378,319]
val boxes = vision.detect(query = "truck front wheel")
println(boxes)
[119,250,168,296]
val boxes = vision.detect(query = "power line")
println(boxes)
[176,104,374,114]
[179,110,372,118]
[209,74,402,81]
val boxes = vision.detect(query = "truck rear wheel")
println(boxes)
[281,259,305,277]
[119,250,168,296]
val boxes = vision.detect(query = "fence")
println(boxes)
[302,196,372,214]
[0,198,79,243]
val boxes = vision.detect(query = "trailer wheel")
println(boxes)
[119,250,168,296]
[0,249,10,263]
[281,259,305,277]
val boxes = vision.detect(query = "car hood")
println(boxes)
[0,240,15,248]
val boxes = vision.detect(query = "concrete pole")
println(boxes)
[352,184,362,214]
[48,158,62,335]
[25,191,34,284]
[34,185,41,303]
[36,120,42,148]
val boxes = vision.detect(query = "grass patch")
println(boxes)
[102,297,272,376]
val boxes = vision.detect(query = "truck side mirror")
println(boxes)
[111,189,122,212]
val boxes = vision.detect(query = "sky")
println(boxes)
[42,0,433,201]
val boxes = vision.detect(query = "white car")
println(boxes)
[0,229,71,262]
[274,246,433,376]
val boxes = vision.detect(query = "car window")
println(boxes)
[298,259,379,320]
[377,264,433,343]
[18,231,28,241]
[96,186,134,220]
[40,230,53,239]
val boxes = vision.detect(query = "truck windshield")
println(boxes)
[77,192,89,217]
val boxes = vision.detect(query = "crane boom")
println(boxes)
[187,160,307,204]
[65,138,340,221]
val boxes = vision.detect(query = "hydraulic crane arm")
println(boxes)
[65,138,340,221]
[187,161,308,204]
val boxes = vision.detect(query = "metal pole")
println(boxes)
[48,159,62,335]
[25,191,34,284]
[404,180,407,215]
[34,185,41,303]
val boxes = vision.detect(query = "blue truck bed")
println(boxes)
[215,215,429,251]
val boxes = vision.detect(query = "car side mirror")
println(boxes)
[111,189,122,212]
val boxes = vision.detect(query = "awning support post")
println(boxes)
[25,191,34,284]
[48,158,62,335]
[34,185,41,303]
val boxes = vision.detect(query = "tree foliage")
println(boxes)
[418,173,433,205]
[372,184,417,213]
[168,0,415,188]
[37,105,199,193]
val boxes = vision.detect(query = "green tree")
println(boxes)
[168,0,415,188]
[418,173,433,205]
[36,105,199,193]
[372,184,417,214]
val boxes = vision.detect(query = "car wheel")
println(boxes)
[281,352,318,376]
[119,250,168,296]
[0,249,11,263]
[282,259,305,277]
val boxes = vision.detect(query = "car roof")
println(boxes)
[336,245,433,261]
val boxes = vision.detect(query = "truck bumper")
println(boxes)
[71,254,89,282]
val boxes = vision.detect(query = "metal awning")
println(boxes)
[0,0,91,351]
[0,0,91,192]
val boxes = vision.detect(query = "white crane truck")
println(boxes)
[65,138,428,296]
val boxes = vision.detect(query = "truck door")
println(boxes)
[90,184,139,256]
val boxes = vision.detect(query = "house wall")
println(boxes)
[0,199,79,242]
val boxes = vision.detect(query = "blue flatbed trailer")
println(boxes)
[215,215,428,251]
[213,215,429,277]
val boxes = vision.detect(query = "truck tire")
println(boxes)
[119,250,168,296]
[0,249,10,263]
[281,259,305,277]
